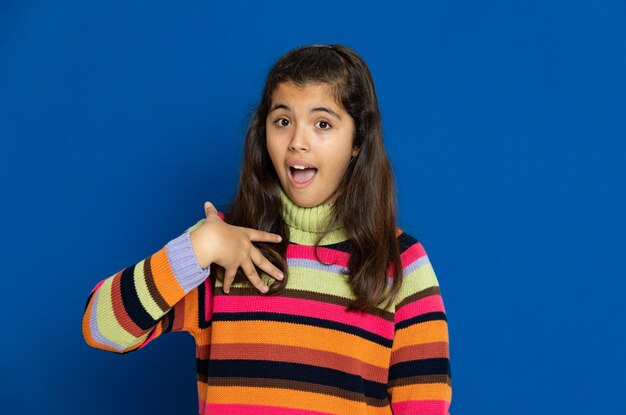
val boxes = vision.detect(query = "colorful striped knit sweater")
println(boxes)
[82,192,452,414]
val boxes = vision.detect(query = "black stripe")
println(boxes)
[308,230,418,264]
[318,233,418,255]
[197,279,213,329]
[84,292,94,311]
[395,311,447,331]
[203,359,388,400]
[213,312,393,348]
[316,239,353,253]
[119,266,157,330]
[398,232,419,254]
[162,307,174,334]
[389,358,450,380]
[197,357,209,376]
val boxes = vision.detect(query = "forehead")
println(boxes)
[270,82,342,108]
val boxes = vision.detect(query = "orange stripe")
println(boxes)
[182,287,200,332]
[209,343,388,383]
[211,320,390,367]
[149,248,185,306]
[194,327,213,347]
[394,320,449,345]
[197,380,208,405]
[171,295,186,332]
[204,386,392,415]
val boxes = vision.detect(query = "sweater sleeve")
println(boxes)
[387,236,452,414]
[81,219,208,353]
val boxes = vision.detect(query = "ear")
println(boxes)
[351,146,359,158]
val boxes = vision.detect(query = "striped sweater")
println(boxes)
[82,193,452,414]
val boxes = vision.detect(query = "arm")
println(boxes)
[82,205,285,354]
[81,220,208,353]
[388,237,452,414]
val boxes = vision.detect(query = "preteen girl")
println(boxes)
[82,44,452,415]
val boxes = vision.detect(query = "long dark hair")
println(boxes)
[223,44,402,311]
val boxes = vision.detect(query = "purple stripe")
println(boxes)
[165,231,210,293]
[403,255,431,276]
[287,258,348,274]
[88,288,125,351]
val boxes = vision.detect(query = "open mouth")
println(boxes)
[289,165,318,186]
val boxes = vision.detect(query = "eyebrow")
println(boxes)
[269,104,342,120]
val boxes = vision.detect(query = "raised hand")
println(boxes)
[189,202,284,294]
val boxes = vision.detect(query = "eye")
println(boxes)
[274,118,291,127]
[316,120,332,129]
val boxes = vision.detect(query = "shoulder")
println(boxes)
[393,228,441,303]
[395,228,429,270]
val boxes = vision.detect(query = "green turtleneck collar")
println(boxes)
[278,188,349,245]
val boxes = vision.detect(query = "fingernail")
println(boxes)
[261,285,269,293]
[277,272,284,280]
[277,235,282,242]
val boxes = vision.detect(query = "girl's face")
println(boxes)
[266,82,358,208]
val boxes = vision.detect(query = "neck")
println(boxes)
[278,188,348,245]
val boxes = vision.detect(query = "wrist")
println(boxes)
[189,227,213,269]
[165,231,210,292]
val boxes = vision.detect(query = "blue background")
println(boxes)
[1,1,625,414]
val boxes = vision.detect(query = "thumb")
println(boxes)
[204,201,218,218]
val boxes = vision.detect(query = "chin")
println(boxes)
[290,195,318,208]
[285,189,324,208]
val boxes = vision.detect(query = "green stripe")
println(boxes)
[184,219,205,233]
[95,277,146,347]
[134,259,164,320]
[219,266,354,300]
[395,263,439,305]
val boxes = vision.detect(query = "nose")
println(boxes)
[288,124,310,152]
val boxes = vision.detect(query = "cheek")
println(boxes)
[266,138,283,171]
[265,135,277,160]
[327,152,353,181]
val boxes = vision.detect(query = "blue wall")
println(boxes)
[1,1,624,413]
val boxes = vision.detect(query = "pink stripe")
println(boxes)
[401,242,427,267]
[204,282,213,321]
[138,329,158,349]
[287,244,350,267]
[90,279,106,294]
[214,295,394,339]
[201,402,334,415]
[391,399,450,414]
[386,241,428,278]
[395,295,446,323]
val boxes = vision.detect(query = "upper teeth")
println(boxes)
[291,165,308,169]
